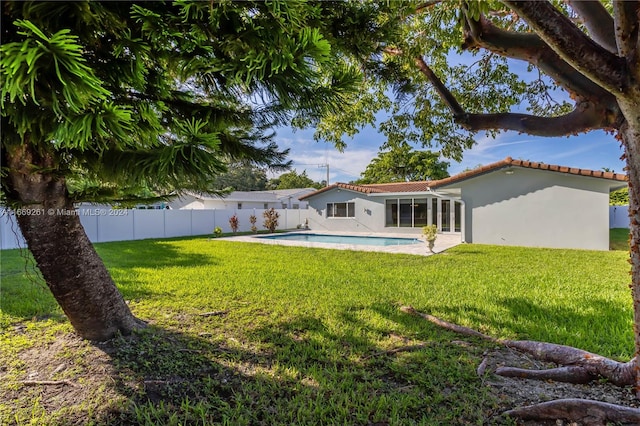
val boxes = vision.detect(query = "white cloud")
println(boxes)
[282,146,378,183]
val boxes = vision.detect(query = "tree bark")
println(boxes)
[504,399,640,425]
[619,108,640,397]
[6,144,145,341]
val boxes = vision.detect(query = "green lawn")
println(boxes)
[610,227,630,251]
[0,235,633,425]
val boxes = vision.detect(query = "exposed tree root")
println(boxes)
[476,355,489,377]
[504,399,640,425]
[362,343,430,360]
[495,365,595,384]
[399,305,638,424]
[399,305,634,386]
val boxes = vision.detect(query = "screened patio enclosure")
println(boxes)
[384,196,462,232]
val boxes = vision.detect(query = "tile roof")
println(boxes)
[299,157,627,199]
[190,188,316,202]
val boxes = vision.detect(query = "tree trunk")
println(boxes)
[6,144,145,341]
[618,95,640,397]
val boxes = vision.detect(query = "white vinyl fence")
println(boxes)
[0,208,309,250]
[610,205,630,229]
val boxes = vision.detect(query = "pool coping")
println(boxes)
[217,230,463,256]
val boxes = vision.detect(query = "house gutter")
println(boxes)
[367,190,455,198]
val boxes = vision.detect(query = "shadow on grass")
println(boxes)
[610,228,630,251]
[81,301,497,425]
[496,296,633,358]
[0,239,221,321]
[2,299,504,425]
[421,296,633,360]
[96,238,220,269]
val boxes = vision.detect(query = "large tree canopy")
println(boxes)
[210,161,268,192]
[306,0,640,422]
[0,0,379,340]
[267,169,323,190]
[354,144,449,184]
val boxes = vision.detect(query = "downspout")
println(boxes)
[459,200,466,243]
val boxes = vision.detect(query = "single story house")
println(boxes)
[299,157,627,251]
[169,188,317,210]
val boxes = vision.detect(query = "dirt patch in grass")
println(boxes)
[2,332,124,425]
[2,328,637,425]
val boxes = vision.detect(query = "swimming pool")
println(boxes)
[257,233,422,246]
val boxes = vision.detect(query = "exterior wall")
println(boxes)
[306,189,391,233]
[455,168,612,250]
[201,200,279,210]
[192,198,309,210]
[277,196,310,209]
[167,195,203,210]
[306,189,427,235]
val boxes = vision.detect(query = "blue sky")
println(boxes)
[271,124,625,185]
[269,51,626,185]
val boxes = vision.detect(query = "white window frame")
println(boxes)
[326,202,355,218]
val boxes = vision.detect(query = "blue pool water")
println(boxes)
[258,233,421,246]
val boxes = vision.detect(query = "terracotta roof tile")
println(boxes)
[299,157,627,200]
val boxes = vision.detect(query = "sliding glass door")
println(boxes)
[385,196,461,232]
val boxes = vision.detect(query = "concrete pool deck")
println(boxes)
[218,230,463,256]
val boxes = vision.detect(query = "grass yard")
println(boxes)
[610,227,630,251]
[0,235,633,425]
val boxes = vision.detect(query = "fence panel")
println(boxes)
[610,205,630,229]
[0,208,309,250]
[192,210,216,235]
[133,210,166,240]
[96,211,135,242]
[164,210,193,238]
[0,213,26,250]
[80,213,99,242]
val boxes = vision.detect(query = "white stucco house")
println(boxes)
[169,188,317,210]
[299,157,627,251]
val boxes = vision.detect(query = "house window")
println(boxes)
[264,203,268,209]
[292,204,299,209]
[237,203,242,210]
[327,202,355,218]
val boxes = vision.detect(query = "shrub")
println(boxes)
[263,208,279,233]
[249,214,258,233]
[229,214,239,233]
[213,226,223,237]
[422,225,438,253]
